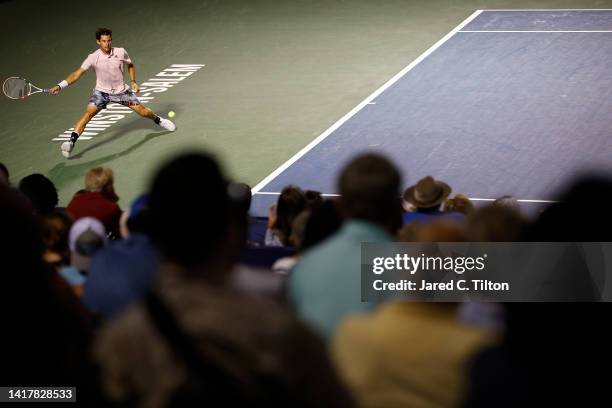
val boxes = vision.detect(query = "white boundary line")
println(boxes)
[481,9,612,11]
[254,192,340,197]
[460,30,612,33]
[253,192,558,204]
[251,8,596,204]
[469,198,558,203]
[251,9,484,193]
[465,9,612,32]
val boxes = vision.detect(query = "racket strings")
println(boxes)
[3,78,29,99]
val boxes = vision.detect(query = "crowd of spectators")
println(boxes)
[1,150,611,407]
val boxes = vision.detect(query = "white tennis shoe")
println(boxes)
[158,117,176,132]
[61,141,74,158]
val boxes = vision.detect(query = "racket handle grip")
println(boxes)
[43,88,50,94]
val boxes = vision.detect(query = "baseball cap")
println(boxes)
[69,217,107,272]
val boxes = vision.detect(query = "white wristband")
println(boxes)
[58,80,69,89]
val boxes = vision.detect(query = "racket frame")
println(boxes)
[2,76,50,100]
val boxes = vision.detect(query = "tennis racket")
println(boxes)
[2,77,50,100]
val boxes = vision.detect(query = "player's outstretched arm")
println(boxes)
[49,68,86,95]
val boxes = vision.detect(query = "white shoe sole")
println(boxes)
[159,118,176,132]
[61,141,73,158]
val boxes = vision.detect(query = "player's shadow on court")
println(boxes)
[47,131,170,190]
[68,116,173,159]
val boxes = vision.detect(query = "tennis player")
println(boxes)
[50,28,176,158]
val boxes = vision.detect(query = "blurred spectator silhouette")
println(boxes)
[0,162,9,185]
[19,173,59,215]
[0,184,97,398]
[84,194,159,319]
[41,212,73,270]
[465,204,526,242]
[492,195,520,212]
[334,300,493,408]
[402,176,463,224]
[443,194,475,216]
[464,174,612,407]
[67,166,122,238]
[266,185,307,246]
[290,153,402,338]
[58,217,108,296]
[94,153,354,408]
[301,198,343,250]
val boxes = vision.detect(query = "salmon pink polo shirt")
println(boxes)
[81,47,132,95]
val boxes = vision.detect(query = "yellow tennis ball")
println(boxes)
[168,111,175,118]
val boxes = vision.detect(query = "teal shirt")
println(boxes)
[59,266,86,286]
[289,220,393,338]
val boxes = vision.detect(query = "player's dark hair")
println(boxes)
[95,27,112,40]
